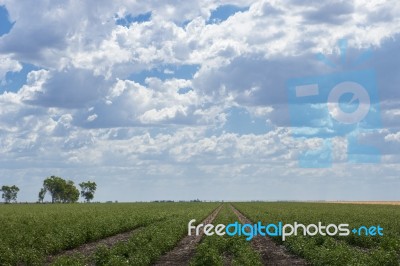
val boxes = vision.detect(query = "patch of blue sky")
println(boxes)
[287,69,381,140]
[288,103,330,128]
[1,63,40,93]
[177,87,193,94]
[289,101,379,139]
[207,4,249,24]
[347,131,380,163]
[222,106,269,135]
[0,5,14,36]
[180,20,192,28]
[128,64,199,85]
[115,12,151,27]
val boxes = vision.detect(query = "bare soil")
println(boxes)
[230,205,309,266]
[153,205,223,266]
[45,227,141,265]
[222,251,233,266]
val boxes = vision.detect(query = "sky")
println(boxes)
[0,0,399,202]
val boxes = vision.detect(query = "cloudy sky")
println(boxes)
[0,0,399,202]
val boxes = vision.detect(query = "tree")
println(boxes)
[79,181,97,202]
[43,176,65,203]
[42,176,79,203]
[63,180,79,203]
[1,185,19,203]
[38,188,46,203]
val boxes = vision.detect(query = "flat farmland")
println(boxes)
[0,202,399,265]
[234,202,400,265]
[329,201,400,205]
[0,202,218,265]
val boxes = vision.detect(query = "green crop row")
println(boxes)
[2,202,398,266]
[0,202,218,265]
[52,202,220,265]
[233,202,400,266]
[190,204,262,266]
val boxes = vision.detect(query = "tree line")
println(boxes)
[1,176,97,204]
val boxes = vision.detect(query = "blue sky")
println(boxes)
[0,1,399,202]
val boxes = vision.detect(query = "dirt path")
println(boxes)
[230,204,308,266]
[46,227,142,265]
[153,205,223,266]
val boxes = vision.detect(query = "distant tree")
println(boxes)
[43,176,65,203]
[1,185,19,203]
[63,180,79,203]
[42,176,79,203]
[79,181,97,202]
[38,188,46,203]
